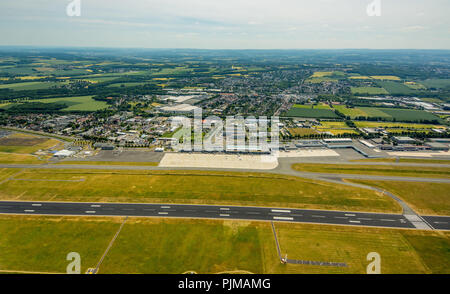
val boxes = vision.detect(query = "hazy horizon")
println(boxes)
[1,0,449,49]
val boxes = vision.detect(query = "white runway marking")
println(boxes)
[345,214,356,217]
[31,204,42,207]
[161,206,171,209]
[91,205,101,208]
[24,210,35,213]
[273,216,294,221]
[349,220,361,223]
[220,214,230,217]
[85,211,96,214]
[158,212,168,215]
[271,209,291,213]
[220,208,230,211]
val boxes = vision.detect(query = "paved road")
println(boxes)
[422,215,450,230]
[1,200,449,230]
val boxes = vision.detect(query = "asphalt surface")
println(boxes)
[1,200,449,230]
[422,215,450,230]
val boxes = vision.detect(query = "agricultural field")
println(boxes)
[353,121,446,129]
[0,81,69,91]
[284,104,339,119]
[287,128,318,136]
[421,79,450,89]
[306,71,345,83]
[376,81,417,95]
[0,216,448,274]
[292,163,450,179]
[404,82,426,90]
[0,169,401,213]
[106,82,149,88]
[32,96,109,112]
[315,121,358,135]
[335,105,390,119]
[348,180,450,216]
[350,87,389,95]
[370,76,401,81]
[335,106,441,122]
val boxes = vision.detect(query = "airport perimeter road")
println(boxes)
[1,200,449,230]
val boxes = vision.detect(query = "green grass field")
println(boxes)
[0,169,400,213]
[421,79,450,89]
[271,222,450,274]
[2,96,110,112]
[0,81,69,91]
[0,153,44,164]
[351,158,450,164]
[1,216,448,274]
[284,105,339,119]
[347,180,450,216]
[350,87,389,95]
[353,121,446,129]
[32,96,109,111]
[376,81,417,95]
[335,106,441,122]
[292,163,450,179]
[0,215,121,273]
[106,82,149,88]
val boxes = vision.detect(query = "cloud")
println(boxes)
[0,0,449,49]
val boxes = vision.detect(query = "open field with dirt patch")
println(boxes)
[0,133,61,154]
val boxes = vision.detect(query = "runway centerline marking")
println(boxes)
[31,204,42,207]
[85,211,96,214]
[273,216,294,221]
[271,209,291,213]
[158,212,168,215]
[24,210,35,213]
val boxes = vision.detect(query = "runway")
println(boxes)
[1,200,448,230]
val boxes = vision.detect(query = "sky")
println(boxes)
[0,0,449,49]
